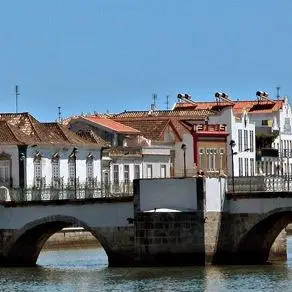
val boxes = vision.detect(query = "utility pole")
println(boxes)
[15,85,20,113]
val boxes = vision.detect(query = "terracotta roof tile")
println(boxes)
[0,112,104,147]
[83,116,140,134]
[114,109,214,118]
[173,100,284,115]
[114,118,169,141]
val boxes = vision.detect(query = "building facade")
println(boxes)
[0,113,104,199]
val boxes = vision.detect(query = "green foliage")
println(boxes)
[256,133,278,149]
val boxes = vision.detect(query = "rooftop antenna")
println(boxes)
[276,86,281,99]
[15,85,20,113]
[165,95,170,110]
[57,106,62,122]
[152,93,157,109]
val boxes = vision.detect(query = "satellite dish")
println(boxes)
[215,92,221,98]
[177,94,183,99]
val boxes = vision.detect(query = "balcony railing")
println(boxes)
[0,180,134,202]
[227,175,292,193]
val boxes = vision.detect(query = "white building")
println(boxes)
[208,107,256,176]
[68,115,172,186]
[0,113,104,197]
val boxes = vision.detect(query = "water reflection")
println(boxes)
[1,239,292,291]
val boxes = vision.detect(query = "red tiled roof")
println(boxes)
[0,112,105,146]
[114,118,170,141]
[82,116,141,134]
[174,99,284,115]
[114,109,214,118]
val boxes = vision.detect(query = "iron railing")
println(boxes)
[0,181,134,202]
[227,175,292,193]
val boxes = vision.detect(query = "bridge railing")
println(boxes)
[226,175,292,193]
[0,181,134,202]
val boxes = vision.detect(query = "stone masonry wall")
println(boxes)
[134,212,205,266]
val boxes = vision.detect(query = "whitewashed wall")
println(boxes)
[26,146,101,187]
[205,178,226,212]
[209,107,256,176]
[0,201,133,229]
[138,178,197,212]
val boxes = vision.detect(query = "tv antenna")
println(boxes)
[57,106,62,122]
[165,95,170,110]
[15,85,20,113]
[152,93,157,108]
[276,86,281,99]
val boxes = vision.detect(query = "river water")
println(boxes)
[2,240,292,292]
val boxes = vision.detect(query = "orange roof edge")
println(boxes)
[82,116,140,134]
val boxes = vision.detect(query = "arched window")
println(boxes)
[86,153,94,181]
[51,152,60,187]
[34,152,43,188]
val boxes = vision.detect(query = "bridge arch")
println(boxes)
[236,207,292,264]
[3,215,110,266]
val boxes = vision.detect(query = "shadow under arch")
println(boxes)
[4,215,110,266]
[236,208,292,264]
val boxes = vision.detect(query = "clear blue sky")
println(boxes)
[1,0,292,121]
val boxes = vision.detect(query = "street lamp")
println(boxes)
[71,147,78,198]
[229,140,236,193]
[181,144,187,177]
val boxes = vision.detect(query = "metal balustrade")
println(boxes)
[3,181,134,202]
[227,175,292,193]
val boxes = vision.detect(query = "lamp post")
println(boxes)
[181,144,187,177]
[229,140,236,193]
[72,147,78,198]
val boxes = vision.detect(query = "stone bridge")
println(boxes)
[0,178,292,267]
[0,197,134,266]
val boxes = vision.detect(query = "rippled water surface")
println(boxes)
[2,239,292,291]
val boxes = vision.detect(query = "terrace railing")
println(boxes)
[2,181,134,202]
[227,175,292,193]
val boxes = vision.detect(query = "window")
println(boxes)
[244,130,248,151]
[113,165,119,184]
[51,153,60,187]
[0,160,9,184]
[68,156,75,185]
[207,148,217,170]
[34,153,42,187]
[238,158,243,176]
[147,164,153,178]
[244,158,249,176]
[199,148,205,170]
[219,149,224,170]
[160,165,167,178]
[249,131,254,152]
[250,158,254,176]
[124,165,129,183]
[134,165,140,179]
[86,154,94,179]
[238,130,243,152]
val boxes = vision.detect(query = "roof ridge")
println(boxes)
[27,114,43,141]
[52,123,72,142]
[5,121,23,144]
